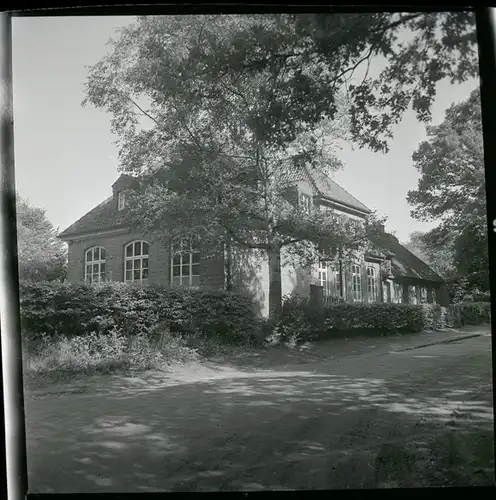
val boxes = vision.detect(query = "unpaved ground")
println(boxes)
[25,331,494,492]
[24,326,489,398]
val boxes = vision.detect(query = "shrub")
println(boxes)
[322,303,425,337]
[19,281,259,344]
[175,289,260,342]
[267,294,426,345]
[465,291,491,303]
[447,302,491,327]
[422,304,448,331]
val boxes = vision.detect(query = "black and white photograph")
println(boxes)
[4,7,494,493]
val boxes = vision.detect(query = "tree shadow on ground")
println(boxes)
[25,340,494,492]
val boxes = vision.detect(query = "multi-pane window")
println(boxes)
[318,259,328,295]
[171,238,200,287]
[351,263,362,302]
[124,240,149,284]
[118,191,127,211]
[335,266,342,297]
[299,193,312,214]
[85,246,106,283]
[330,261,342,297]
[352,219,364,232]
[367,266,377,302]
[394,282,403,303]
[410,285,418,305]
[419,287,428,304]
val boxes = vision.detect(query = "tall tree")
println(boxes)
[407,88,488,291]
[83,13,475,312]
[16,196,67,282]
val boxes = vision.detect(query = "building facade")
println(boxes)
[59,173,447,317]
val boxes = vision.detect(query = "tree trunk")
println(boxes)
[268,246,282,317]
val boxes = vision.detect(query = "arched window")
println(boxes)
[171,238,200,287]
[367,266,377,302]
[85,246,106,283]
[124,240,149,283]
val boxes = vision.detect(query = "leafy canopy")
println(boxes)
[407,88,487,291]
[16,196,67,282]
[84,12,477,154]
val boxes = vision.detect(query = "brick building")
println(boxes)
[59,172,447,317]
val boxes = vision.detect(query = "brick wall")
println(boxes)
[66,231,224,288]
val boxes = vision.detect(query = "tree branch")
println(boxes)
[280,237,302,247]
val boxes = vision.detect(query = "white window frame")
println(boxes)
[124,240,149,284]
[394,282,403,303]
[335,264,342,297]
[367,266,377,302]
[351,263,362,302]
[410,285,418,305]
[118,191,127,211]
[299,193,312,214]
[171,238,200,287]
[85,246,106,283]
[318,259,328,296]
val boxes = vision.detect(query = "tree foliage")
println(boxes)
[403,230,456,279]
[407,88,488,292]
[85,13,477,154]
[16,196,67,282]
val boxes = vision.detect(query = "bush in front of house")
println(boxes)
[447,302,491,328]
[322,302,425,338]
[264,294,326,347]
[266,294,426,345]
[184,289,262,343]
[421,304,448,331]
[19,281,260,345]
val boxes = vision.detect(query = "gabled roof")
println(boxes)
[370,231,444,283]
[60,168,372,239]
[310,170,372,214]
[277,163,372,214]
[59,196,128,239]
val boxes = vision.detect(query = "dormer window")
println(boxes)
[118,191,127,211]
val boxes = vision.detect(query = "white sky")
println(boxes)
[12,15,479,243]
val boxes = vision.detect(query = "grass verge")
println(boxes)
[23,331,200,384]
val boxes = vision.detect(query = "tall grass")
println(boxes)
[23,329,200,380]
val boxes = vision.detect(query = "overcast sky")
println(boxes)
[12,15,479,243]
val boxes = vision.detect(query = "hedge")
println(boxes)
[447,302,491,328]
[269,295,427,343]
[19,281,259,344]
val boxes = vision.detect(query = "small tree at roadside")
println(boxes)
[16,196,67,282]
